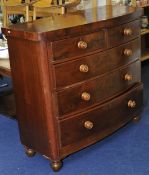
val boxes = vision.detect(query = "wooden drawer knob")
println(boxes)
[84,121,93,130]
[78,41,88,49]
[128,100,136,108]
[124,49,133,57]
[81,92,91,101]
[124,74,133,81]
[79,64,89,73]
[123,28,133,36]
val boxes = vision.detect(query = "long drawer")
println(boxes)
[57,60,141,116]
[49,30,106,61]
[54,38,140,88]
[108,20,140,48]
[59,83,143,148]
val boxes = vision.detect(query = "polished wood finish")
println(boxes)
[54,38,140,88]
[60,84,143,149]
[108,20,140,48]
[2,5,143,171]
[50,30,106,61]
[2,5,143,41]
[57,60,141,116]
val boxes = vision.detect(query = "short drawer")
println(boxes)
[54,38,140,88]
[57,60,141,116]
[49,31,106,61]
[59,83,143,147]
[108,20,140,48]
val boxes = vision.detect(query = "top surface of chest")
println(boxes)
[2,5,143,41]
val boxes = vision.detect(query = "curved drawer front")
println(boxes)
[57,60,141,116]
[50,30,106,61]
[54,38,140,88]
[108,20,140,48]
[59,83,143,148]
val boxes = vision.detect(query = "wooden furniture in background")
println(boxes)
[0,58,10,76]
[32,0,65,20]
[2,5,143,171]
[0,58,16,117]
[0,0,4,6]
[106,0,112,5]
[131,0,149,61]
[0,82,16,117]
[0,40,11,76]
[32,0,84,20]
[1,0,30,27]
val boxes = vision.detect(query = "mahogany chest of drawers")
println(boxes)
[2,5,143,171]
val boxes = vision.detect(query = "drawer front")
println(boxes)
[50,31,106,61]
[57,60,141,116]
[108,20,140,48]
[59,83,143,147]
[54,38,140,88]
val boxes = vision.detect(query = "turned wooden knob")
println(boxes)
[124,49,133,56]
[78,41,88,49]
[124,74,133,81]
[81,92,91,101]
[79,64,89,73]
[128,100,136,108]
[123,28,132,36]
[84,121,93,130]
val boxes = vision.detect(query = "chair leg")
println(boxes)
[3,6,7,27]
[59,0,63,5]
[33,7,36,20]
[61,6,65,15]
[25,6,29,22]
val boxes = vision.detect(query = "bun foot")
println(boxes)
[25,147,36,157]
[51,161,63,172]
[132,116,141,123]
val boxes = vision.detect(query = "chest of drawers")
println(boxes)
[2,5,143,171]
